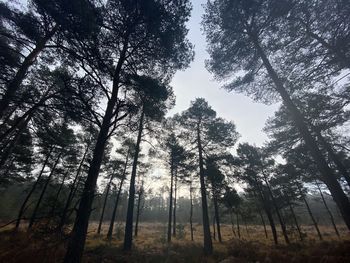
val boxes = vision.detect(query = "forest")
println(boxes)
[0,0,349,262]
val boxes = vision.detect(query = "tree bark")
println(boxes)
[251,33,350,230]
[63,41,128,263]
[197,123,213,254]
[28,152,61,230]
[123,109,144,251]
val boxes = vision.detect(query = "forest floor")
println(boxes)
[0,222,349,263]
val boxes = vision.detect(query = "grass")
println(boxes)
[0,222,349,262]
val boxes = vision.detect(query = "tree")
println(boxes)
[178,98,239,254]
[203,0,350,229]
[64,0,193,261]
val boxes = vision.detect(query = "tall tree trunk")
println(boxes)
[229,210,236,237]
[59,145,89,231]
[189,184,194,241]
[172,170,177,237]
[213,214,216,240]
[285,194,303,241]
[213,194,222,242]
[167,158,174,243]
[258,210,268,239]
[298,186,323,240]
[28,153,61,230]
[251,33,350,230]
[197,123,213,254]
[243,216,249,238]
[107,150,129,240]
[134,180,143,237]
[63,42,128,263]
[123,109,144,251]
[97,175,114,234]
[236,211,241,239]
[263,176,290,244]
[15,148,52,230]
[0,27,57,118]
[316,180,340,238]
[48,171,69,224]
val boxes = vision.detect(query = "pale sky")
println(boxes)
[169,0,279,147]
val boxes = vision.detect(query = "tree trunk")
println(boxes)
[252,34,350,230]
[59,145,89,230]
[167,157,174,243]
[258,210,268,239]
[316,180,340,238]
[213,194,222,242]
[123,109,144,251]
[63,42,128,263]
[0,27,57,118]
[190,185,194,241]
[107,150,129,240]
[15,148,52,230]
[197,123,213,254]
[134,180,143,237]
[97,174,114,234]
[213,214,216,240]
[263,176,290,244]
[48,171,69,223]
[286,194,303,241]
[243,216,249,238]
[236,211,241,239]
[28,152,61,230]
[172,170,177,237]
[298,186,323,240]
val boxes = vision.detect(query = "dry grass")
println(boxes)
[0,222,349,263]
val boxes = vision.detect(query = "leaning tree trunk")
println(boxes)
[107,150,129,240]
[97,171,116,234]
[15,148,52,230]
[59,145,89,230]
[0,26,57,118]
[251,33,350,230]
[285,193,303,241]
[63,43,128,263]
[28,153,61,230]
[123,109,144,251]
[258,210,268,239]
[298,185,323,240]
[316,180,340,238]
[197,123,213,254]
[263,175,290,244]
[167,157,174,243]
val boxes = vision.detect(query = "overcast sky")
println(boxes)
[169,0,279,147]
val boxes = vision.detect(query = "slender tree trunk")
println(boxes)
[15,149,52,230]
[59,145,89,230]
[0,27,57,118]
[251,33,350,230]
[107,150,129,240]
[263,176,290,244]
[197,123,213,254]
[285,195,303,241]
[190,185,194,241]
[123,109,144,251]
[167,158,174,243]
[298,186,323,240]
[134,180,143,237]
[28,153,61,230]
[230,210,236,237]
[243,216,249,238]
[236,211,241,239]
[97,175,114,234]
[316,180,340,238]
[213,214,216,240]
[213,194,222,242]
[172,171,177,237]
[64,42,128,263]
[48,171,69,223]
[258,210,268,239]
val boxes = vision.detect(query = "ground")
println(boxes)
[0,222,349,262]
